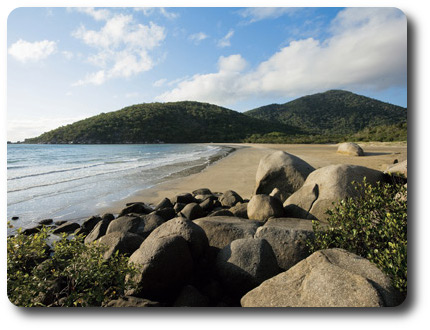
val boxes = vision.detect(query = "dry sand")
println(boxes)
[99,142,407,214]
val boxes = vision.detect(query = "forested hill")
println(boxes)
[244,90,407,135]
[23,90,407,144]
[24,101,301,144]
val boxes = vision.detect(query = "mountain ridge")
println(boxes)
[23,90,407,144]
[244,90,407,135]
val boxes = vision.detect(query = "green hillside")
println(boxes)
[244,90,407,135]
[24,101,300,144]
[23,90,407,144]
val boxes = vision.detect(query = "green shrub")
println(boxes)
[7,226,141,307]
[308,179,407,293]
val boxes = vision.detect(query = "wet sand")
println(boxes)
[99,142,407,214]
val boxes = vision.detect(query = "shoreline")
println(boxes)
[9,141,407,230]
[97,142,407,216]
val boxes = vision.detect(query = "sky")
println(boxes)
[7,7,407,142]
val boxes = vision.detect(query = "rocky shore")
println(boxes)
[17,144,407,307]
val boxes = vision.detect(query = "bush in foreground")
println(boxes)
[308,179,407,294]
[7,226,140,307]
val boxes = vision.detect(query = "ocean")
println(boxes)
[7,144,229,231]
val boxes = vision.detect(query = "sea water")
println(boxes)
[7,144,228,230]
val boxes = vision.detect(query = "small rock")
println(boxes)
[80,215,102,234]
[154,197,173,210]
[229,202,249,219]
[192,188,212,196]
[54,220,67,226]
[172,193,196,205]
[84,216,115,244]
[38,219,53,225]
[174,202,186,213]
[219,190,243,207]
[199,197,220,212]
[269,188,283,202]
[52,221,80,235]
[179,202,206,220]
[119,202,153,217]
[22,224,43,235]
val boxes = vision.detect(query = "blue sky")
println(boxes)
[7,7,407,142]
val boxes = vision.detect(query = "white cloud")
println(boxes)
[157,8,406,107]
[72,70,106,86]
[156,55,248,104]
[153,78,167,87]
[189,32,209,44]
[239,7,299,23]
[8,39,57,63]
[73,7,111,21]
[72,13,166,86]
[62,50,74,60]
[134,7,179,20]
[217,29,234,48]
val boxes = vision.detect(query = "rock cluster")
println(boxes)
[17,150,405,307]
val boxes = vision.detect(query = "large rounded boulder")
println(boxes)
[215,238,280,296]
[254,218,314,270]
[337,142,364,156]
[144,217,209,260]
[283,164,388,222]
[96,231,144,259]
[126,235,193,300]
[193,216,262,250]
[254,151,315,202]
[105,215,145,236]
[241,248,403,307]
[247,194,285,222]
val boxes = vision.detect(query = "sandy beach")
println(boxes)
[99,142,407,214]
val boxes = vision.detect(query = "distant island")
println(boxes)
[23,90,407,145]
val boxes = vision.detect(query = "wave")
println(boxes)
[7,162,108,181]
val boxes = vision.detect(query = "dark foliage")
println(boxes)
[244,90,407,136]
[24,101,300,144]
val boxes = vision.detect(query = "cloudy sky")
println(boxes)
[7,7,407,142]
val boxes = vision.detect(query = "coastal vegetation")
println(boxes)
[7,225,140,307]
[23,90,407,144]
[243,122,408,144]
[308,179,407,294]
